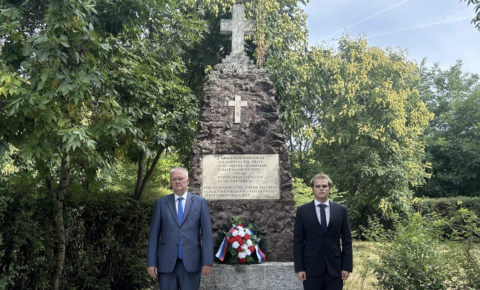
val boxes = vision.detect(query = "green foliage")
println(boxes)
[413,200,480,288]
[413,196,480,223]
[85,152,181,198]
[456,240,480,289]
[361,215,395,243]
[0,180,56,289]
[449,208,480,288]
[447,207,480,241]
[0,0,207,193]
[246,0,309,67]
[0,181,159,290]
[1,0,129,164]
[358,210,480,289]
[292,177,312,208]
[105,1,204,198]
[0,146,20,181]
[416,61,480,197]
[461,0,480,30]
[373,213,456,290]
[273,35,432,227]
[61,190,155,290]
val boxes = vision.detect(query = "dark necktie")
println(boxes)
[177,197,184,259]
[319,204,327,234]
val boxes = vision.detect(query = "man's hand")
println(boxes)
[202,265,213,276]
[296,271,306,281]
[342,270,350,280]
[147,266,157,279]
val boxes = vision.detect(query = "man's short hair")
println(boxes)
[170,167,189,179]
[310,174,332,188]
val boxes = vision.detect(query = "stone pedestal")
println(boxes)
[200,262,303,290]
[189,63,295,262]
[149,263,303,290]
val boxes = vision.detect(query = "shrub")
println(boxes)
[414,196,480,239]
[446,208,480,289]
[373,213,456,290]
[0,180,164,290]
[0,181,56,289]
[60,191,156,290]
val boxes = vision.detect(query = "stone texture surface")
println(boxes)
[190,63,295,262]
[200,262,302,290]
[149,263,303,290]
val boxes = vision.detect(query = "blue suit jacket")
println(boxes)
[147,192,213,273]
[293,200,353,277]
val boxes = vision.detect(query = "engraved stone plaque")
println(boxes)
[202,154,280,200]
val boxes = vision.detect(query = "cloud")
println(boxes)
[368,15,473,39]
[319,0,411,41]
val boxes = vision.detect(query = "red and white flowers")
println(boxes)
[215,217,266,265]
[227,224,257,263]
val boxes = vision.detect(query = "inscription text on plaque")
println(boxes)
[202,154,280,200]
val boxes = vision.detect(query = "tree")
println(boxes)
[273,35,433,225]
[416,61,480,197]
[104,4,204,200]
[461,0,480,30]
[1,0,207,287]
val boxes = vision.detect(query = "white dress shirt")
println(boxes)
[174,192,187,213]
[314,199,330,226]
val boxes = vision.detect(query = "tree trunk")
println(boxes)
[134,146,164,201]
[134,157,144,198]
[49,157,70,290]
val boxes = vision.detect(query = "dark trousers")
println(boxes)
[158,260,201,290]
[303,270,343,290]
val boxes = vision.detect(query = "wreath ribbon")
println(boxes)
[215,227,235,261]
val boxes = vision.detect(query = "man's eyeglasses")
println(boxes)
[316,185,329,188]
[171,178,186,182]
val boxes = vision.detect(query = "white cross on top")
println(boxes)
[228,95,248,124]
[220,4,254,55]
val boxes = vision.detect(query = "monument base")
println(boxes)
[200,262,302,290]
[149,262,303,290]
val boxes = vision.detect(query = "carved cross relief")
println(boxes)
[228,95,248,123]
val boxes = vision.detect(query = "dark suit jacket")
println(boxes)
[147,192,213,273]
[293,200,353,277]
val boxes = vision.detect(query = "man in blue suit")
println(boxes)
[147,167,213,290]
[294,174,353,290]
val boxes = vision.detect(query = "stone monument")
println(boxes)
[189,4,295,263]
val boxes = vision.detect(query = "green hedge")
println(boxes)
[413,196,480,218]
[0,182,57,289]
[413,196,480,239]
[0,182,158,290]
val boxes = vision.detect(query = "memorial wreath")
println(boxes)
[214,216,266,268]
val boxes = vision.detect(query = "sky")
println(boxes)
[304,0,480,75]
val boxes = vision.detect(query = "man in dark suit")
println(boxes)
[147,167,213,290]
[293,174,353,290]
